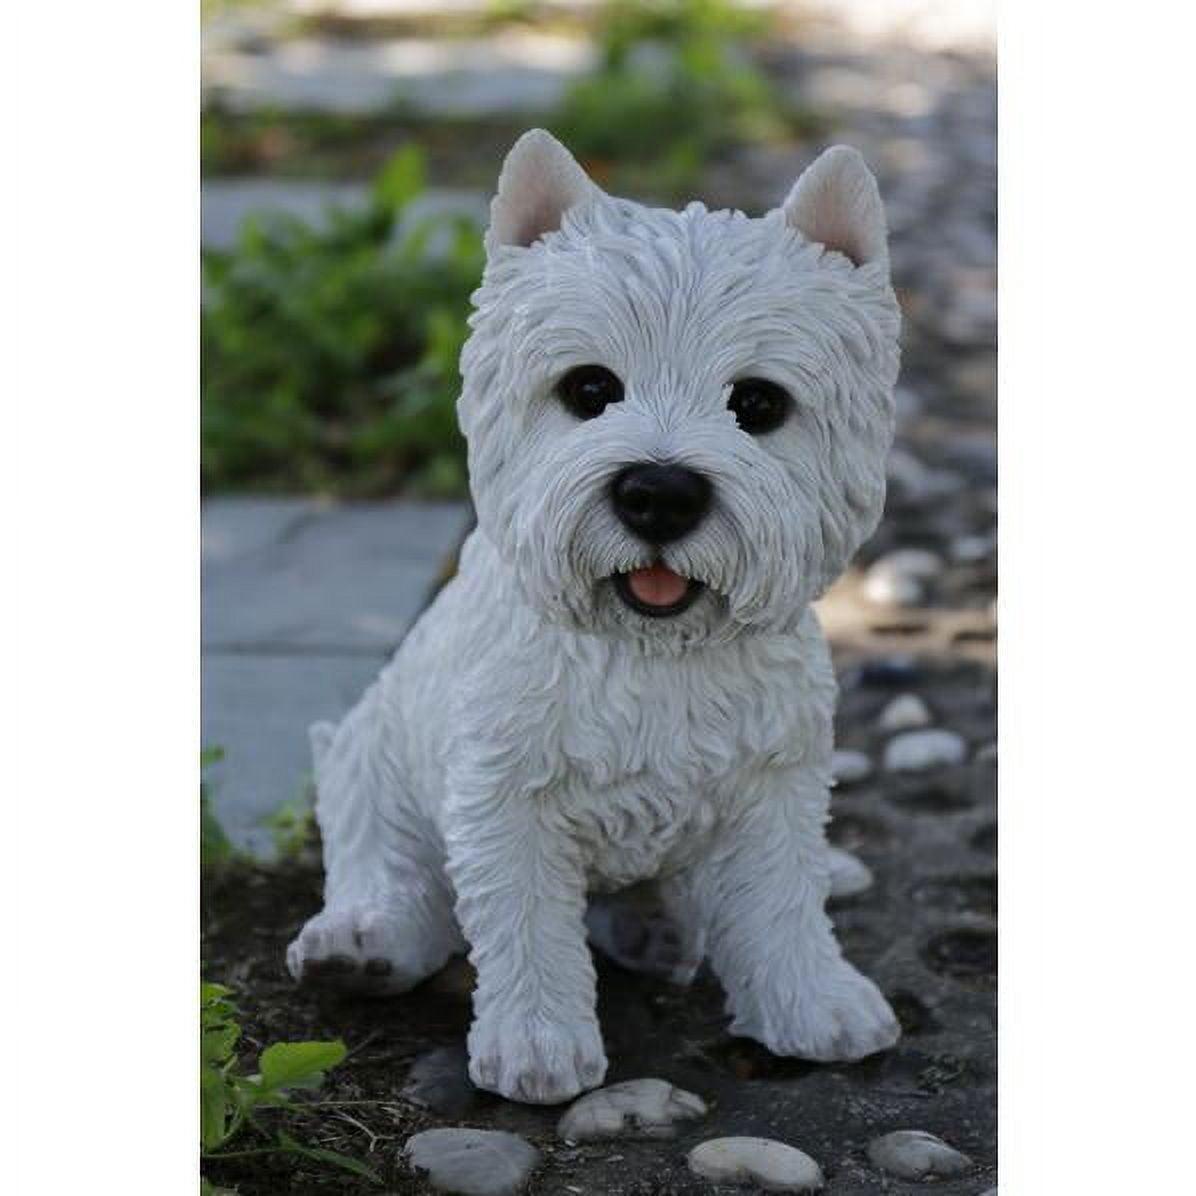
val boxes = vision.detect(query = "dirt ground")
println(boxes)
[202,651,996,1195]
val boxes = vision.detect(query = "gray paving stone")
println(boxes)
[201,498,471,853]
[201,180,486,249]
[203,31,594,117]
[202,499,471,652]
[202,651,386,855]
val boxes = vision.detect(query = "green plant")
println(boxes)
[265,787,317,862]
[202,145,482,497]
[201,982,377,1182]
[552,0,814,195]
[201,747,235,871]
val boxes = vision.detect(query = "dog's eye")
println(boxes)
[727,378,791,435]
[556,365,624,420]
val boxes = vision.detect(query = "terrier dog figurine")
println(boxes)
[288,130,902,1104]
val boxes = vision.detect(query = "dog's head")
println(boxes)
[459,130,900,649]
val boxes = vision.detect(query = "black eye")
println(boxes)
[556,365,624,420]
[728,378,791,434]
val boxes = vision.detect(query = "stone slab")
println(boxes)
[201,651,387,856]
[201,180,487,250]
[202,498,471,652]
[201,498,471,854]
[203,31,594,116]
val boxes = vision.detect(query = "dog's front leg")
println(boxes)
[697,765,899,1062]
[444,778,606,1104]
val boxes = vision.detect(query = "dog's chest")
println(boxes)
[548,637,824,886]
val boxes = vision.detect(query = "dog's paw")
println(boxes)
[585,898,704,986]
[467,1010,607,1104]
[732,959,900,1063]
[286,904,442,995]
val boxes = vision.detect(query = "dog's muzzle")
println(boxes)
[608,462,712,619]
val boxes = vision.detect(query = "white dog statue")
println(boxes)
[288,130,902,1104]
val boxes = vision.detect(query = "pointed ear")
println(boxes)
[781,146,888,268]
[485,129,598,255]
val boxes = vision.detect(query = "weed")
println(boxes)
[265,784,319,863]
[202,145,482,497]
[201,747,236,871]
[200,982,378,1184]
[552,0,815,195]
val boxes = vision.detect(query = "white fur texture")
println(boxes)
[288,131,903,1104]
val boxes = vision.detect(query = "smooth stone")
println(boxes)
[887,447,964,505]
[878,693,932,732]
[866,1130,972,1180]
[951,531,996,563]
[827,846,874,898]
[557,1077,706,1142]
[832,749,873,786]
[687,1137,824,1191]
[863,549,944,607]
[863,564,922,607]
[884,729,968,773]
[406,1128,539,1196]
[401,1044,477,1117]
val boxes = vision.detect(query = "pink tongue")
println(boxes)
[627,564,689,607]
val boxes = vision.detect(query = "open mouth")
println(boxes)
[613,563,704,619]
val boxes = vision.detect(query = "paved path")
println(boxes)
[204,28,594,116]
[201,181,487,249]
[201,498,471,854]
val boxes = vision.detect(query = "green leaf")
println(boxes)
[371,145,426,215]
[200,1067,231,1151]
[257,1040,347,1094]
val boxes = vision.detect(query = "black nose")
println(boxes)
[611,463,713,544]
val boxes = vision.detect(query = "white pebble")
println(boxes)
[687,1137,824,1191]
[883,729,967,772]
[950,531,995,563]
[406,1128,539,1196]
[863,548,943,607]
[832,749,873,786]
[867,1130,971,1180]
[827,846,874,898]
[878,693,932,732]
[557,1078,706,1142]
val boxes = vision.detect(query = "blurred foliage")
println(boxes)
[551,0,817,195]
[201,747,236,872]
[265,787,319,863]
[202,146,481,497]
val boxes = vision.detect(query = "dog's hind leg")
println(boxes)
[286,691,463,995]
[585,879,707,986]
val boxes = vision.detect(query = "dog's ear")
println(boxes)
[781,146,888,269]
[486,129,598,255]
